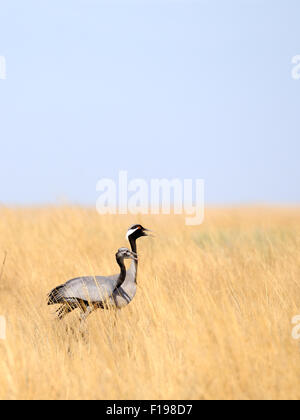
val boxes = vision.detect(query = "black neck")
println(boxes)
[129,236,138,270]
[116,257,127,288]
[129,236,137,254]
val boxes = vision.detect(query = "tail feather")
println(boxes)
[56,304,73,319]
[47,285,65,305]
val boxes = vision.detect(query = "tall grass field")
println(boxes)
[0,207,300,400]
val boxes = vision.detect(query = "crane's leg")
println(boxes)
[78,304,94,342]
[79,302,94,323]
[80,307,93,322]
[112,309,119,328]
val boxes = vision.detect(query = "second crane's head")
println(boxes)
[116,248,138,261]
[126,224,151,242]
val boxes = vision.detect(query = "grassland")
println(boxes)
[0,206,300,400]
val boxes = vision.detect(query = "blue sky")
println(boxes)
[0,0,299,205]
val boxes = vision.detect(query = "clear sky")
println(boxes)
[0,0,299,205]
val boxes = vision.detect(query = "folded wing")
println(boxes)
[48,274,120,305]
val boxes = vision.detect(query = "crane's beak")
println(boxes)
[129,251,138,261]
[143,228,154,237]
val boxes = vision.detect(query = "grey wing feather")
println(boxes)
[57,274,120,303]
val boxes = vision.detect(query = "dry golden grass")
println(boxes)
[0,206,300,400]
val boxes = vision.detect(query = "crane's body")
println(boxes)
[47,225,150,320]
[109,261,137,308]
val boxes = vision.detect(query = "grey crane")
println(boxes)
[109,224,151,309]
[47,247,138,320]
[48,224,151,320]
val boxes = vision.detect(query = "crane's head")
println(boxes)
[116,248,138,261]
[126,224,152,241]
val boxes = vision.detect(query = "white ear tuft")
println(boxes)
[126,228,139,241]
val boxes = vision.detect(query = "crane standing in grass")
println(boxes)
[110,224,151,309]
[47,224,151,320]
